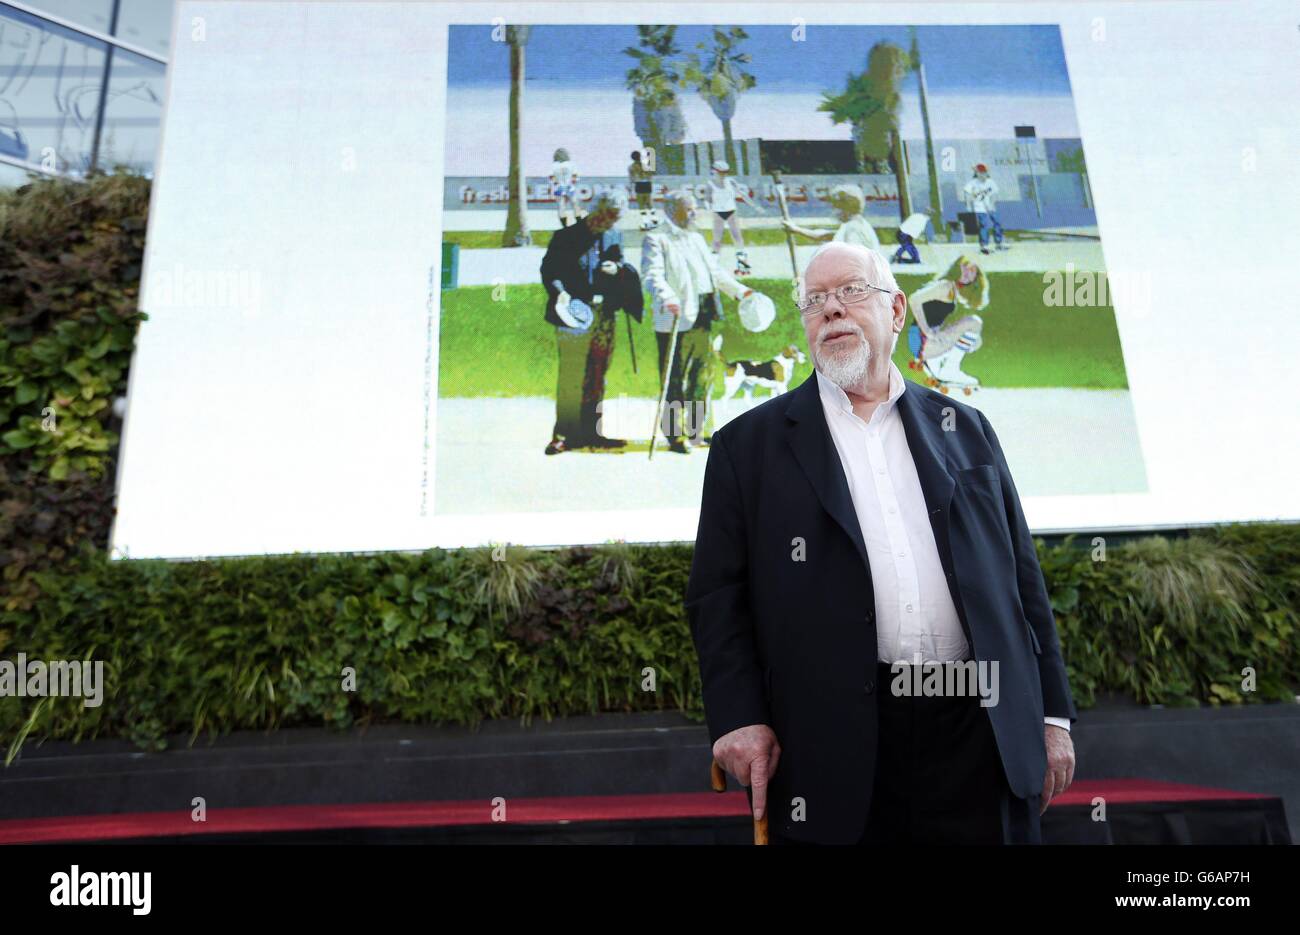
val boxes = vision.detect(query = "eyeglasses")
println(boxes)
[796,280,895,315]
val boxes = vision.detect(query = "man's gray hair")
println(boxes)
[802,241,900,296]
[662,188,696,218]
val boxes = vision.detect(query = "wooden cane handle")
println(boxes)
[711,759,769,844]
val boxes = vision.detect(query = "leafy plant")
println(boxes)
[1,171,150,610]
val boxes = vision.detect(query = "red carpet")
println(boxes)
[0,779,1273,845]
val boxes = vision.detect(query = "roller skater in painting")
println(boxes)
[907,255,988,395]
[704,159,764,277]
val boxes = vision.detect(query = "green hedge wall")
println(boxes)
[3,524,1298,760]
[1,543,704,757]
[1,172,150,610]
[2,174,1298,761]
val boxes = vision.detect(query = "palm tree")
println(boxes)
[910,28,943,238]
[682,27,756,169]
[624,26,687,160]
[819,42,912,220]
[502,25,532,247]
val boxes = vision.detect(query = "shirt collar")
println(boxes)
[815,360,905,421]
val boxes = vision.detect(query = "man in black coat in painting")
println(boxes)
[540,189,642,454]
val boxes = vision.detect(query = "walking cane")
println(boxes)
[711,758,770,845]
[624,308,638,374]
[648,307,682,461]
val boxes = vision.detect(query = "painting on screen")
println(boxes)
[434,23,1147,516]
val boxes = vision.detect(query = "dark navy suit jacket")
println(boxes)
[685,371,1077,844]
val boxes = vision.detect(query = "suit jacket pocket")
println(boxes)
[955,463,1014,555]
[955,463,997,486]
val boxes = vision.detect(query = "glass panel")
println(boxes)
[115,0,173,57]
[0,7,108,175]
[95,45,164,175]
[21,0,112,35]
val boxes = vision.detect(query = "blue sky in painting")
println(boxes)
[447,24,1074,96]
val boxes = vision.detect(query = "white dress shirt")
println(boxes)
[815,364,1070,732]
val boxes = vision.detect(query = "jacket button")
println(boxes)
[864,680,875,695]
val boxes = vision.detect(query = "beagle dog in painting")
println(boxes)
[713,335,808,400]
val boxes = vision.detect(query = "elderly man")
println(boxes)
[781,183,881,252]
[540,190,630,454]
[686,241,1076,844]
[641,190,752,453]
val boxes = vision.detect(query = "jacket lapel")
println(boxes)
[784,375,871,573]
[894,380,956,575]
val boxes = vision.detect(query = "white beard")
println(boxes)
[816,329,872,391]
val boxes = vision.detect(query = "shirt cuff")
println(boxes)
[1044,716,1071,732]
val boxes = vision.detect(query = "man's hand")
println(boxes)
[713,724,781,821]
[665,302,681,317]
[1040,724,1076,814]
[742,289,754,299]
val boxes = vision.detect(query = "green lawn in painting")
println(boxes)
[437,273,1128,398]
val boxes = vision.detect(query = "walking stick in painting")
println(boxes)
[711,758,770,845]
[771,170,800,282]
[648,308,681,461]
[624,309,638,374]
